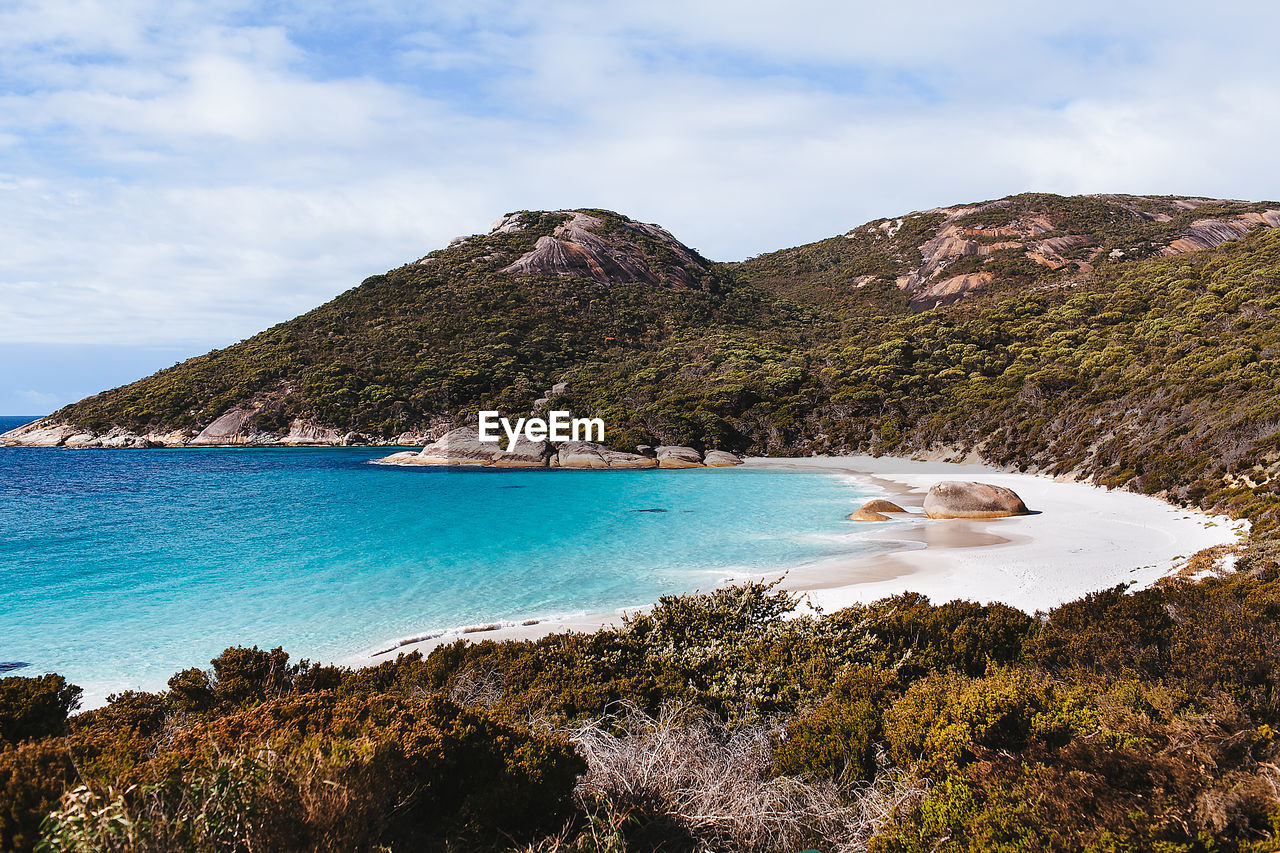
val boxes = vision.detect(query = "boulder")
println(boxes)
[557,441,657,469]
[702,450,743,467]
[374,451,422,465]
[413,426,552,467]
[861,499,907,513]
[656,445,704,469]
[847,498,908,521]
[487,437,555,468]
[923,481,1030,519]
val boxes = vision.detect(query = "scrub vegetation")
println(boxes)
[8,563,1280,851]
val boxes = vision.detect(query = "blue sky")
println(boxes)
[2,1,1279,414]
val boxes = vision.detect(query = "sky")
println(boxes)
[2,1,1280,415]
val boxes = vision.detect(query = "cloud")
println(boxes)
[0,0,1278,349]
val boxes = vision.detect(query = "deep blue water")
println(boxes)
[0,416,877,704]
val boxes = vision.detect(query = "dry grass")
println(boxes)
[567,704,925,853]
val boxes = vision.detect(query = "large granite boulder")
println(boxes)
[414,427,552,467]
[923,481,1030,519]
[556,441,657,469]
[656,446,704,469]
[702,450,743,467]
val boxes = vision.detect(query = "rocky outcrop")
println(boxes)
[0,419,190,448]
[1158,210,1280,257]
[847,498,908,521]
[499,211,712,288]
[555,441,657,469]
[842,196,1280,310]
[923,481,1030,519]
[189,406,260,445]
[656,446,705,469]
[702,450,744,467]
[405,427,552,467]
[911,272,992,306]
[374,433,740,471]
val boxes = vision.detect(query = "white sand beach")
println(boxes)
[362,455,1247,664]
[747,456,1247,614]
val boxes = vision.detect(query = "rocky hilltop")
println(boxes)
[3,208,745,449]
[736,193,1280,309]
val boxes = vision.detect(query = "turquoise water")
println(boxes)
[0,416,877,704]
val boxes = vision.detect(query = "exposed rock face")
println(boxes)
[1158,210,1280,256]
[923,481,1030,519]
[189,406,259,445]
[1,421,77,446]
[842,196,1280,309]
[281,419,345,446]
[556,441,657,469]
[871,203,1096,309]
[911,272,993,306]
[702,450,744,467]
[655,446,705,469]
[499,211,712,288]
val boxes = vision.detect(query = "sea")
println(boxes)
[0,415,881,705]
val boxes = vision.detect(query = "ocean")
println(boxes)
[0,416,880,705]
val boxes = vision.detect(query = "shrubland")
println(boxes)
[4,559,1280,851]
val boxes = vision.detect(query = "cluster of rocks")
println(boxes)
[848,481,1030,521]
[374,427,743,470]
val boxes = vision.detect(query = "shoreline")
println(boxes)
[356,454,1247,664]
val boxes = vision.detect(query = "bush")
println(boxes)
[0,676,81,746]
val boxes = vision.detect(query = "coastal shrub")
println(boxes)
[883,669,1093,776]
[36,691,583,853]
[168,646,344,714]
[773,666,898,783]
[0,676,81,746]
[13,571,1280,850]
[0,739,77,853]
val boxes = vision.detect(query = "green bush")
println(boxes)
[0,676,81,746]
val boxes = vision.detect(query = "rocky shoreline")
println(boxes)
[0,420,745,470]
[0,417,436,448]
[373,426,742,469]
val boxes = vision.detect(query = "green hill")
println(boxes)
[7,194,1280,527]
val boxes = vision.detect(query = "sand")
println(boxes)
[359,455,1247,664]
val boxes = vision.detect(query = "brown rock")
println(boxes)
[557,441,657,469]
[702,450,743,467]
[923,481,1030,519]
[861,499,907,513]
[656,446,704,468]
[847,498,908,521]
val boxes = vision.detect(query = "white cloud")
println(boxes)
[0,0,1278,349]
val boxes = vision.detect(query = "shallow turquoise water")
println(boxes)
[0,417,876,704]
